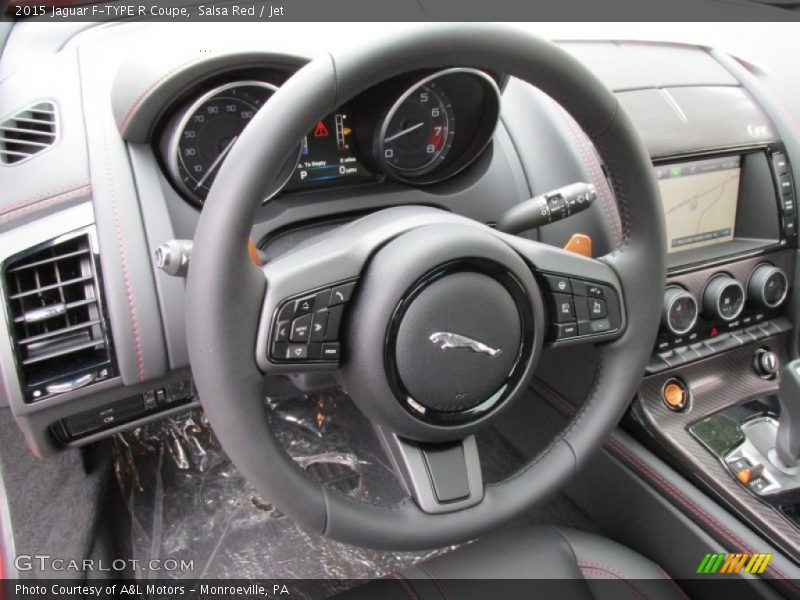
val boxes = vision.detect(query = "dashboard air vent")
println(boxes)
[0,101,58,165]
[3,230,116,402]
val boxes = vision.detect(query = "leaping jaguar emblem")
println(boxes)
[428,332,502,357]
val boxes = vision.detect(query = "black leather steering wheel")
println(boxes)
[185,24,666,550]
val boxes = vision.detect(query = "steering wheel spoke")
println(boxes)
[376,427,484,514]
[501,234,627,347]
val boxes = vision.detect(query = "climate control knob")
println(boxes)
[748,264,789,309]
[662,287,698,335]
[703,275,745,322]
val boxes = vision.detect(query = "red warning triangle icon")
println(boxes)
[314,121,329,137]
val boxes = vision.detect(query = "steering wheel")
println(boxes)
[185,24,666,550]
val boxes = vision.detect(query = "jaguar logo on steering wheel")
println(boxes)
[428,332,502,357]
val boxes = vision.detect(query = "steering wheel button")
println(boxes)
[321,342,341,360]
[294,296,315,315]
[290,313,312,342]
[590,318,611,333]
[275,321,290,342]
[586,285,604,298]
[324,305,345,341]
[277,302,295,322]
[311,310,329,341]
[330,282,356,306]
[271,342,288,360]
[543,275,571,294]
[285,344,308,360]
[588,298,608,320]
[551,293,575,323]
[313,289,332,309]
[552,323,578,339]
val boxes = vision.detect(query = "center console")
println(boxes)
[632,142,800,560]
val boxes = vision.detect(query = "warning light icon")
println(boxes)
[314,121,329,137]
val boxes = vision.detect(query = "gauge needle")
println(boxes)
[194,135,239,191]
[384,122,424,143]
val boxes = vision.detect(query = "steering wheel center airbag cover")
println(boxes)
[341,223,543,441]
[390,264,526,418]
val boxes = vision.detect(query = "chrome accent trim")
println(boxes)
[23,303,66,324]
[166,80,299,206]
[429,331,502,357]
[376,67,502,184]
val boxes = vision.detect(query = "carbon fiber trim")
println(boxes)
[618,87,777,159]
[635,333,800,562]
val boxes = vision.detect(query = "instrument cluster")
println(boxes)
[157,67,502,207]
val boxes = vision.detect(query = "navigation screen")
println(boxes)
[656,155,741,254]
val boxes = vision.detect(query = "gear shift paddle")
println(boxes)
[776,359,800,467]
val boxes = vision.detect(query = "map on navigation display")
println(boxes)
[656,156,741,254]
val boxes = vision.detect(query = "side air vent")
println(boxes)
[0,101,58,165]
[2,230,116,402]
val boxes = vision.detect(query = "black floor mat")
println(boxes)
[109,390,598,592]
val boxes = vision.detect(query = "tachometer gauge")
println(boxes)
[168,81,295,205]
[378,79,455,178]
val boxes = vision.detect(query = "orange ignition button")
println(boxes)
[663,380,687,411]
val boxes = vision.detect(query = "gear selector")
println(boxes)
[776,359,800,467]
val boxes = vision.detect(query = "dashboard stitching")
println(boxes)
[0,181,90,216]
[557,107,623,248]
[117,56,209,135]
[100,115,146,383]
[533,380,800,592]
[0,184,90,223]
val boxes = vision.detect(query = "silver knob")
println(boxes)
[154,239,193,277]
[754,349,779,379]
[748,264,789,309]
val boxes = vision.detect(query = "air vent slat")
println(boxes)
[3,231,115,401]
[0,101,58,165]
[6,248,91,273]
[19,319,101,345]
[22,338,105,366]
[13,298,95,322]
[0,137,52,148]
[9,274,93,300]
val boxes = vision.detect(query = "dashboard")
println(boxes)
[156,67,503,207]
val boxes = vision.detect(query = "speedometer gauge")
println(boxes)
[168,81,295,205]
[378,80,455,177]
